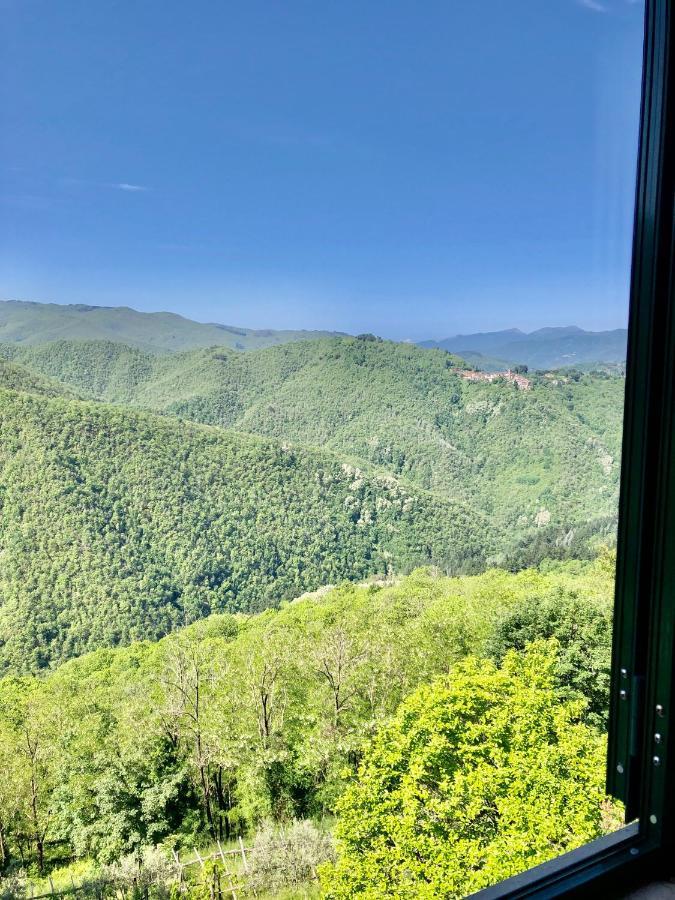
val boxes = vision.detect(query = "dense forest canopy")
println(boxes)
[0,336,624,672]
[3,336,623,527]
[0,384,493,673]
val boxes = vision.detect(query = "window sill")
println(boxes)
[470,822,651,899]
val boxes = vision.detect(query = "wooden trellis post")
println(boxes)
[216,840,238,900]
[238,836,256,897]
[171,848,185,891]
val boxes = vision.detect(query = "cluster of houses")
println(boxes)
[457,369,532,391]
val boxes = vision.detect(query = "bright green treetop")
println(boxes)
[322,642,618,899]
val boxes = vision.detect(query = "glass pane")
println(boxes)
[0,1,644,897]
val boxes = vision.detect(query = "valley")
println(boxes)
[0,301,627,897]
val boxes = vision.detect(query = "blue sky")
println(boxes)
[1,0,644,340]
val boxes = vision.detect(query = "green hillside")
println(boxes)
[0,561,616,886]
[0,357,78,398]
[8,337,624,549]
[0,385,490,673]
[0,299,344,352]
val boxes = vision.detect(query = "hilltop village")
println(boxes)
[458,369,532,390]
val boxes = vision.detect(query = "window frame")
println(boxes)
[470,0,675,896]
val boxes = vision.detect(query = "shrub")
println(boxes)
[0,874,25,900]
[248,820,335,893]
[103,847,175,898]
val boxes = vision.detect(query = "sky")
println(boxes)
[0,0,645,340]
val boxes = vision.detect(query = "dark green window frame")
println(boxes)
[470,0,675,897]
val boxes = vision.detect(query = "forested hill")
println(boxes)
[0,385,491,673]
[0,299,344,352]
[0,336,624,672]
[0,357,78,398]
[6,336,624,539]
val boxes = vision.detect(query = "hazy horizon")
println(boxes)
[0,295,630,343]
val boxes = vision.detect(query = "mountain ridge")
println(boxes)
[1,300,626,369]
[419,325,628,371]
[2,335,623,537]
[0,299,346,352]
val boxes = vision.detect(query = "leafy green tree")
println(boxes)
[485,588,612,728]
[226,618,310,824]
[25,644,198,865]
[321,643,619,899]
[0,678,58,872]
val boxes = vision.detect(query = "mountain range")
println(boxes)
[0,336,623,529]
[1,301,627,370]
[0,299,626,674]
[418,326,628,371]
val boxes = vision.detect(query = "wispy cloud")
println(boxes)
[113,182,148,192]
[577,0,608,10]
[58,177,150,194]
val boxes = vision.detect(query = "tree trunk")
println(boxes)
[30,773,44,873]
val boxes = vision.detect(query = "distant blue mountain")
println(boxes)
[419,326,627,371]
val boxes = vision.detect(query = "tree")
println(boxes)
[0,563,620,873]
[485,587,612,728]
[321,642,619,899]
[0,678,57,873]
[314,625,368,730]
[0,718,24,869]
[158,635,217,835]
